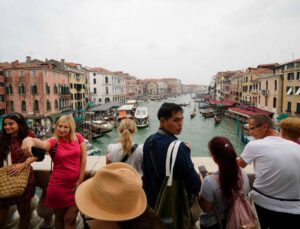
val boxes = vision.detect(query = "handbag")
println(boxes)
[0,152,30,198]
[154,140,199,229]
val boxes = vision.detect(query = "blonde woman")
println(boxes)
[21,115,87,229]
[279,117,300,144]
[106,118,143,175]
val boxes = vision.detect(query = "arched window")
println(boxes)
[54,84,58,94]
[55,99,59,109]
[10,101,14,112]
[19,83,26,95]
[45,83,50,94]
[21,100,26,112]
[274,80,277,91]
[34,100,39,112]
[47,100,51,111]
[6,83,13,94]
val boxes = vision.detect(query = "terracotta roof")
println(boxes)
[90,67,113,74]
[65,62,80,67]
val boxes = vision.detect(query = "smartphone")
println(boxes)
[32,147,46,162]
[198,165,208,178]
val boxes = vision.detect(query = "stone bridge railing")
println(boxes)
[3,156,254,228]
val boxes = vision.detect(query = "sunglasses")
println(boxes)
[249,123,262,131]
[2,113,21,119]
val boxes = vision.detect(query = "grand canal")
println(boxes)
[91,94,246,156]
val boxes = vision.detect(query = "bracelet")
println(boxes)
[24,162,29,168]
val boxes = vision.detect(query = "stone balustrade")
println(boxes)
[3,156,254,228]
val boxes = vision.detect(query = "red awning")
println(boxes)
[228,107,273,118]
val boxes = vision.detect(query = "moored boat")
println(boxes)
[202,111,214,118]
[214,115,222,124]
[134,106,149,128]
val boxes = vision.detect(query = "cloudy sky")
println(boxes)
[0,0,299,85]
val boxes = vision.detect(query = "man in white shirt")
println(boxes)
[238,114,300,229]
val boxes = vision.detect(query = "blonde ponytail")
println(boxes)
[118,118,137,156]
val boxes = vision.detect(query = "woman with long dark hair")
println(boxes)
[198,136,250,229]
[0,113,38,229]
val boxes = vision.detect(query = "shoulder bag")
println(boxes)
[153,140,200,229]
[0,152,30,198]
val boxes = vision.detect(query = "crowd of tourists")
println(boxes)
[0,103,300,229]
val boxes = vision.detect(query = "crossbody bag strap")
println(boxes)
[50,141,58,174]
[121,143,138,162]
[252,187,300,201]
[149,135,163,182]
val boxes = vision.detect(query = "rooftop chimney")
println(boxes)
[26,56,31,63]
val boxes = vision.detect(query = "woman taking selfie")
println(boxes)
[22,115,87,229]
[0,113,38,229]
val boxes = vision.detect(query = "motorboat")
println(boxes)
[214,115,222,124]
[84,139,102,155]
[190,111,196,118]
[134,106,149,128]
[92,120,113,133]
[202,111,214,118]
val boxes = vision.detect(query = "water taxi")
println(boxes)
[134,106,149,128]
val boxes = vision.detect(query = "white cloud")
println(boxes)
[0,0,299,85]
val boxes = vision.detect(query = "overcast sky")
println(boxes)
[0,0,299,85]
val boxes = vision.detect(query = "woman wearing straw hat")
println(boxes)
[106,118,143,175]
[22,115,87,229]
[75,162,167,229]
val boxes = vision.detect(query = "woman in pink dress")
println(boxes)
[22,115,87,229]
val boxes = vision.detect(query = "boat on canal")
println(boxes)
[85,139,102,155]
[134,106,149,128]
[214,115,222,124]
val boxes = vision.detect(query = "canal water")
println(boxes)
[91,94,246,156]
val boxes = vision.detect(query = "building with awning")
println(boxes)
[89,101,122,117]
[209,99,236,107]
[226,106,274,123]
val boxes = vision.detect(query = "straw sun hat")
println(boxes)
[75,162,147,221]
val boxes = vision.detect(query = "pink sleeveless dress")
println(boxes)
[45,133,84,208]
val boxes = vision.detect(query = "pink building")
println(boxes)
[0,68,6,114]
[3,58,70,127]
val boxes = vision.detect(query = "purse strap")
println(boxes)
[50,142,58,174]
[3,152,12,166]
[121,143,138,162]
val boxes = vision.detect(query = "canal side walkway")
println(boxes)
[2,156,254,229]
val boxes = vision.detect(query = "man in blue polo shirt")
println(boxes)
[142,102,201,209]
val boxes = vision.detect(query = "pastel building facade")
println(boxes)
[3,59,70,127]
